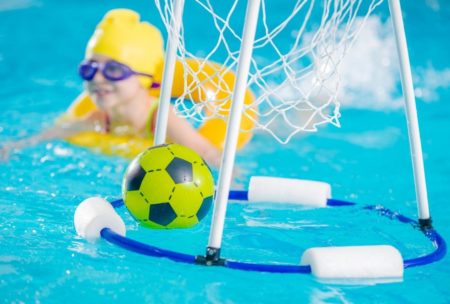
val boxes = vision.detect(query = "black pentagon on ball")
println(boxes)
[166,157,193,184]
[149,202,178,226]
[124,160,146,191]
[196,196,213,221]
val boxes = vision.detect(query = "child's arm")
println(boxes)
[0,127,68,161]
[166,107,222,168]
[0,111,102,161]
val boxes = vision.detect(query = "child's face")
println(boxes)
[83,54,143,113]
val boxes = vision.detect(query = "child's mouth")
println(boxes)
[92,87,113,97]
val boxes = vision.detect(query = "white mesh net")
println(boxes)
[155,0,384,144]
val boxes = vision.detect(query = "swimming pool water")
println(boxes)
[1,0,450,302]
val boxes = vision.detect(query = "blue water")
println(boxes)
[1,0,450,302]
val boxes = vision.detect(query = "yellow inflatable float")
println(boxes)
[60,9,256,158]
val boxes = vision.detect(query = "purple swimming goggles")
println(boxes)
[78,60,154,82]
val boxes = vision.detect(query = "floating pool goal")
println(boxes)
[74,0,446,281]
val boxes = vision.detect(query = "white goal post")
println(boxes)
[153,0,431,259]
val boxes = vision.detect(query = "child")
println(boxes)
[0,9,222,167]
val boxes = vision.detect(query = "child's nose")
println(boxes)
[92,69,106,82]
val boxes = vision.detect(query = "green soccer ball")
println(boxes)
[122,143,215,229]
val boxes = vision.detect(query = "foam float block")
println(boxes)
[74,197,126,242]
[300,245,404,279]
[248,176,331,207]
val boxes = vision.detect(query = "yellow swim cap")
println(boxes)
[86,9,164,88]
